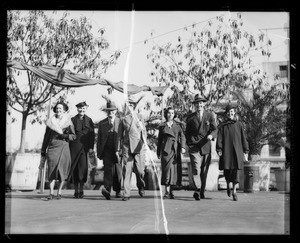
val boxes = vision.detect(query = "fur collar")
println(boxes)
[46,114,72,134]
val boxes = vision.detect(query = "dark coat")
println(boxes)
[97,117,122,160]
[157,122,186,158]
[157,121,186,186]
[185,110,217,155]
[68,115,95,182]
[216,119,249,170]
[70,115,95,152]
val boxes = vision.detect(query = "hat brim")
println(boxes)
[76,105,89,108]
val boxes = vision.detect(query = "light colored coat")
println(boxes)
[117,112,147,154]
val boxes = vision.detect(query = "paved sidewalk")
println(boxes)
[5,189,289,235]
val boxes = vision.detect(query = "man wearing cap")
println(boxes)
[185,94,217,200]
[68,101,95,199]
[97,100,123,200]
[117,96,147,201]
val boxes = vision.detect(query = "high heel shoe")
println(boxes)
[227,188,232,197]
[73,192,79,199]
[232,193,238,201]
[47,194,54,200]
[57,194,62,200]
[79,191,84,199]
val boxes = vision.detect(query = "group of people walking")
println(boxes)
[39,93,249,202]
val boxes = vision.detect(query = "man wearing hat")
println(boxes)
[68,101,95,199]
[97,100,122,199]
[185,94,218,200]
[117,96,147,201]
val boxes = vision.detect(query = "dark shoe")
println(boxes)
[79,191,84,199]
[163,192,169,199]
[200,193,205,199]
[122,197,130,201]
[138,189,145,198]
[47,194,54,200]
[227,188,232,197]
[73,192,79,199]
[169,192,175,199]
[102,188,111,200]
[193,192,200,201]
[57,194,62,200]
[116,191,122,198]
[233,193,238,201]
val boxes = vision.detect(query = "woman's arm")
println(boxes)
[41,126,51,156]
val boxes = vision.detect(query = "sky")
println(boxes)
[6,10,289,152]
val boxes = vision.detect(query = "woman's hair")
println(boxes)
[163,106,177,120]
[53,101,69,113]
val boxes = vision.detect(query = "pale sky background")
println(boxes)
[7,11,289,152]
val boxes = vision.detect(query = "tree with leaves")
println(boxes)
[146,13,272,115]
[145,12,289,159]
[7,10,120,153]
[232,76,289,161]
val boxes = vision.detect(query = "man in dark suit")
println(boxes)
[97,100,122,199]
[185,94,217,200]
[117,96,147,201]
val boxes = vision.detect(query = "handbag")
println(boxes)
[90,168,104,185]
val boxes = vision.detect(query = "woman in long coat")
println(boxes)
[216,104,249,201]
[40,101,76,200]
[157,107,186,199]
[68,101,95,199]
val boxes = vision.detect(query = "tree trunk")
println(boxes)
[19,113,28,153]
[6,105,12,153]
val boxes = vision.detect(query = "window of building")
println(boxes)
[269,144,281,157]
[279,65,288,78]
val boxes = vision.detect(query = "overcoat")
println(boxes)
[157,121,186,186]
[68,114,95,182]
[97,116,122,192]
[41,115,76,181]
[185,110,217,155]
[157,122,186,159]
[216,119,249,170]
[117,112,147,155]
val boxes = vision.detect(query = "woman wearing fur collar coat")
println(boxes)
[40,101,76,200]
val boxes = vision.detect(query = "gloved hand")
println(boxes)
[58,133,68,139]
